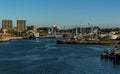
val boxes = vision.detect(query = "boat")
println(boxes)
[100,49,115,59]
[101,45,120,59]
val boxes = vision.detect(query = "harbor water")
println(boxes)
[0,39,120,74]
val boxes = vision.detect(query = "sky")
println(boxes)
[0,0,120,28]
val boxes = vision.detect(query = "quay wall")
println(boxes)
[0,37,23,42]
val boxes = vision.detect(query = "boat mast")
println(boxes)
[88,23,94,40]
[80,26,83,38]
[75,26,78,35]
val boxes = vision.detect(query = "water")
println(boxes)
[0,39,120,74]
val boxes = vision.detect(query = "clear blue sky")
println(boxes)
[0,0,120,28]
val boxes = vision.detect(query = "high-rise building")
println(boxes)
[17,20,26,32]
[2,20,13,30]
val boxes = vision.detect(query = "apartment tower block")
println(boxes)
[17,20,26,32]
[2,20,13,30]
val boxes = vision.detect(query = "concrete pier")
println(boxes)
[57,40,119,46]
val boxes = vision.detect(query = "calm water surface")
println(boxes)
[0,39,120,74]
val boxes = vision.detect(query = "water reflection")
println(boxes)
[101,57,120,66]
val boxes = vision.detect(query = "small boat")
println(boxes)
[101,45,120,59]
[29,35,37,40]
[101,50,114,59]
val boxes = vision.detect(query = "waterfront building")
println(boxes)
[17,20,26,32]
[0,29,11,38]
[37,27,51,33]
[51,25,60,35]
[27,25,37,32]
[37,27,51,35]
[2,20,13,31]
